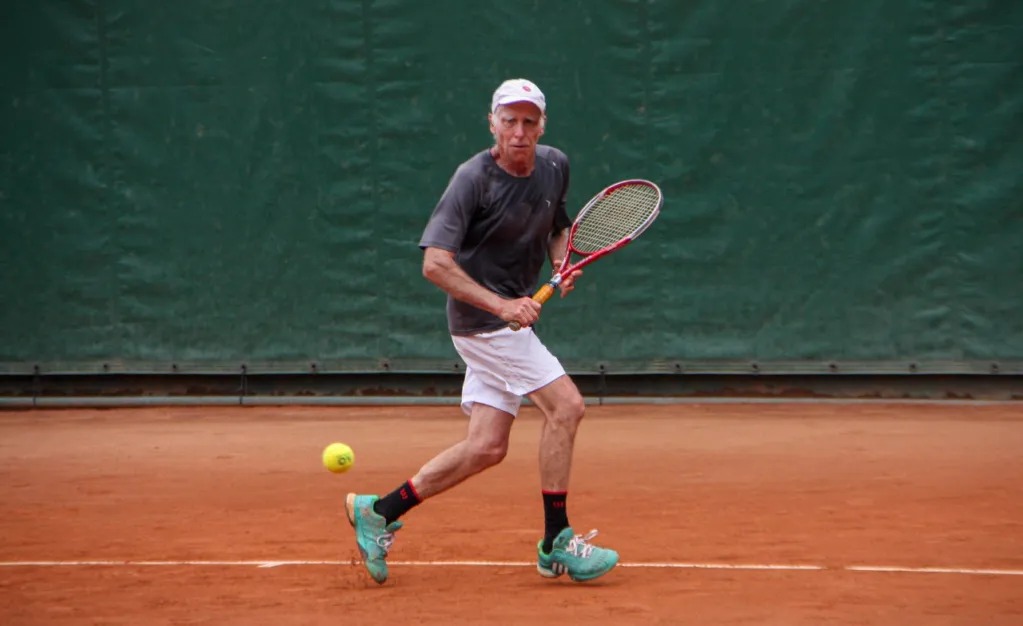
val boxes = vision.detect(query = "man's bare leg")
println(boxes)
[528,374,619,580]
[409,403,516,499]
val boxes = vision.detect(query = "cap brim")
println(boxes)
[494,98,545,113]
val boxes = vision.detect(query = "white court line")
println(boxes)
[847,565,1023,576]
[624,563,824,571]
[1,560,1021,576]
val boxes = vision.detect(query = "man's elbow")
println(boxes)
[422,251,447,283]
[422,259,438,282]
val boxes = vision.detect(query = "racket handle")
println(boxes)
[532,283,556,304]
[509,283,559,331]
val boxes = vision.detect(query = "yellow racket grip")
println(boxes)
[532,283,556,304]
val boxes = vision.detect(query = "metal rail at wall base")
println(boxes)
[0,367,1020,408]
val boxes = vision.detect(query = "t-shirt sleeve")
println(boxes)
[419,164,480,252]
[552,154,572,233]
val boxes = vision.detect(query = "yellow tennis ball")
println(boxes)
[322,442,355,473]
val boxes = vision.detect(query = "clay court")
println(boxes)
[1,401,1020,625]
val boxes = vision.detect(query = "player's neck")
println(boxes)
[490,146,535,177]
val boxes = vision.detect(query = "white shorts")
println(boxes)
[450,326,566,417]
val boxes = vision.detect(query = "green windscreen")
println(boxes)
[1,1,1020,375]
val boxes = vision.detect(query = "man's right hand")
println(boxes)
[501,297,542,329]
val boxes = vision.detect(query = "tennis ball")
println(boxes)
[322,442,355,474]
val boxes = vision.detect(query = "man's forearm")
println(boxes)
[422,249,506,316]
[548,228,571,267]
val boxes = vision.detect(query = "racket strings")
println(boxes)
[572,185,661,254]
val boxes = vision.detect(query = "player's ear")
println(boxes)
[539,115,546,135]
[488,112,497,136]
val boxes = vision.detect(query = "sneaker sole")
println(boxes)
[537,557,618,582]
[536,564,562,578]
[344,492,357,528]
[568,558,619,582]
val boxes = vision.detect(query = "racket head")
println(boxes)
[569,179,663,255]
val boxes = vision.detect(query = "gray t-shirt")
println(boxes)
[419,145,572,335]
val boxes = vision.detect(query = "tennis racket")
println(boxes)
[509,179,663,331]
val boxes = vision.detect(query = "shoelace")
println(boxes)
[375,532,395,554]
[564,529,601,558]
[374,522,401,554]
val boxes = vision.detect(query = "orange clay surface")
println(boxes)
[1,402,1021,625]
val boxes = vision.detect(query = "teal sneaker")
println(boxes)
[345,493,403,584]
[536,527,619,582]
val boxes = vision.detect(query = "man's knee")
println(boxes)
[552,392,586,427]
[468,438,508,468]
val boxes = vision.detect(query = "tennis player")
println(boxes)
[344,78,618,584]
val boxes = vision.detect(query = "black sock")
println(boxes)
[372,480,422,525]
[541,490,569,553]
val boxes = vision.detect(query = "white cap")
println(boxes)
[490,78,546,114]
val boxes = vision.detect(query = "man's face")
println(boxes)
[489,101,545,159]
